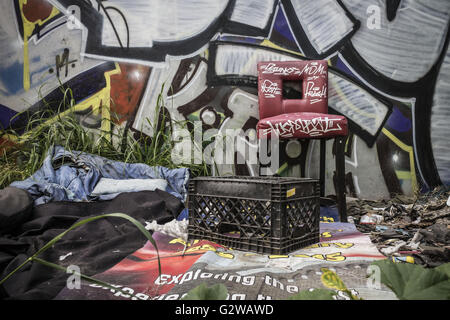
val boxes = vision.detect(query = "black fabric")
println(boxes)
[0,187,33,233]
[0,189,184,300]
[386,0,402,22]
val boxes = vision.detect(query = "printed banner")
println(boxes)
[56,221,396,300]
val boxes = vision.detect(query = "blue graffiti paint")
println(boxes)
[0,61,23,95]
[273,5,296,43]
[31,56,41,63]
[335,57,356,79]
[0,104,18,129]
[7,62,116,134]
[320,205,340,222]
[386,107,412,133]
[69,62,114,103]
[218,34,261,44]
[29,65,53,84]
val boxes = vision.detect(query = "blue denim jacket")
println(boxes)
[11,145,190,206]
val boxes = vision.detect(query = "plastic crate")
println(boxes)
[188,176,320,254]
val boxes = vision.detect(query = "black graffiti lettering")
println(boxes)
[55,48,77,78]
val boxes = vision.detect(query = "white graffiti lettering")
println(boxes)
[261,79,281,98]
[261,62,326,76]
[310,99,323,104]
[304,81,327,99]
[261,63,300,75]
[262,117,342,138]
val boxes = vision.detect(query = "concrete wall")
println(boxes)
[1,0,449,199]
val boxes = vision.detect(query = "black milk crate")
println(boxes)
[188,176,320,255]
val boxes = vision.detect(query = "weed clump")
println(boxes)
[0,87,209,188]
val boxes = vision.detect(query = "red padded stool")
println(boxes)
[256,60,348,222]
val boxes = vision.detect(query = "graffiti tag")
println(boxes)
[261,62,326,76]
[262,117,343,138]
[304,81,327,99]
[261,79,281,98]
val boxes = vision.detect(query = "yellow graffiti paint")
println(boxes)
[2,63,122,145]
[276,162,288,176]
[395,170,412,180]
[72,63,121,137]
[320,232,332,238]
[260,40,305,57]
[78,64,120,128]
[381,128,418,193]
[19,0,59,91]
[344,135,353,154]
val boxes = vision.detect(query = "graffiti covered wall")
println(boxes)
[0,0,449,200]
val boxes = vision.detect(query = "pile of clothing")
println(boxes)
[0,146,190,299]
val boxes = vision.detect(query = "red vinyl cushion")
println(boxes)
[257,60,328,119]
[257,112,348,139]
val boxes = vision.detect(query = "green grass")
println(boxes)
[0,86,210,188]
[0,85,205,297]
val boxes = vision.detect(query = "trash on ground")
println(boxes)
[348,186,450,267]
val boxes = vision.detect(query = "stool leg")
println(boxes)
[319,139,326,197]
[335,136,347,222]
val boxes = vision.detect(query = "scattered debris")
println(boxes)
[380,241,407,256]
[349,186,450,267]
[145,219,189,241]
[360,213,383,224]
[59,252,73,261]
